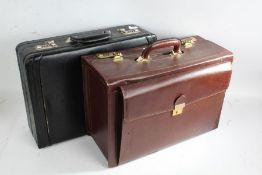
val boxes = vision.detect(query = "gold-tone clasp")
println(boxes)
[117,26,141,35]
[172,103,185,116]
[112,54,123,62]
[35,40,58,50]
[181,37,197,48]
[96,52,123,62]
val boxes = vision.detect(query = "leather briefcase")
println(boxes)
[16,25,157,148]
[81,36,233,167]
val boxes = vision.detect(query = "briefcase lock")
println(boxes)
[35,40,58,50]
[172,103,185,116]
[181,37,197,48]
[117,26,141,35]
[172,95,186,117]
[96,52,123,62]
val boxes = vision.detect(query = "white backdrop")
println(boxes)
[0,0,262,175]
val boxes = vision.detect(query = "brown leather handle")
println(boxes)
[141,38,181,59]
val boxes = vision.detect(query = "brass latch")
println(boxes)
[172,103,185,116]
[181,37,197,48]
[35,40,58,50]
[117,26,141,35]
[96,52,123,62]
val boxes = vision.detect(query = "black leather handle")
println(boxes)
[70,30,111,44]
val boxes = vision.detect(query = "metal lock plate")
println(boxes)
[65,37,72,43]
[118,26,141,35]
[96,52,123,62]
[35,40,58,50]
[172,103,185,116]
[181,37,197,48]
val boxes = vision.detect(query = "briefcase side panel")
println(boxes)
[82,60,124,167]
[16,51,34,138]
[83,63,109,158]
[24,57,50,148]
[30,59,50,146]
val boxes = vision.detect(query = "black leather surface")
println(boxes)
[16,25,157,148]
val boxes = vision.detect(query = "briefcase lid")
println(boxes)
[81,36,233,87]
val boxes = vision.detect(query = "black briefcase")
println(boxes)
[16,25,157,148]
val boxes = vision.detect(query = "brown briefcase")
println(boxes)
[81,36,233,167]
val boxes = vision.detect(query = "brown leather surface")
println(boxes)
[120,62,231,122]
[81,36,233,167]
[83,36,232,86]
[119,92,226,164]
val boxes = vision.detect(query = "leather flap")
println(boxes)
[120,62,232,122]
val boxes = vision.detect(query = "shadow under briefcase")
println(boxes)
[81,36,233,167]
[16,25,157,148]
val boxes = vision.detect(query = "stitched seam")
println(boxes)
[38,55,51,143]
